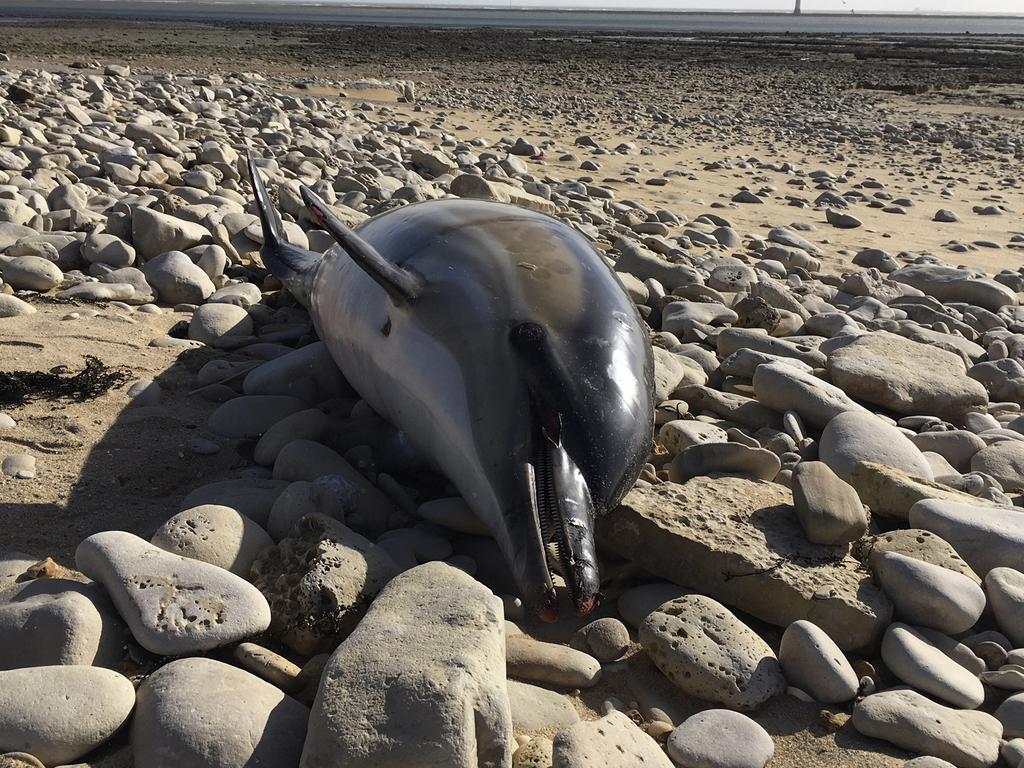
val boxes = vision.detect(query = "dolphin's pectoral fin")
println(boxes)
[247,152,323,306]
[299,185,423,303]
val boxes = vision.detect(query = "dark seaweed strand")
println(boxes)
[0,356,132,406]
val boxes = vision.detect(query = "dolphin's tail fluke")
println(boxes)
[246,151,322,306]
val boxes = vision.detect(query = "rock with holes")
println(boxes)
[250,514,399,656]
[640,594,786,710]
[552,710,673,768]
[778,620,859,704]
[852,689,1000,768]
[150,504,273,577]
[299,562,513,767]
[75,531,271,656]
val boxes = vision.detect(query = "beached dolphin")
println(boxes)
[248,156,654,620]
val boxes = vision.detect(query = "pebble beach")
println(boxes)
[0,15,1023,768]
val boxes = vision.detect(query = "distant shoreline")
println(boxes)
[1,0,1022,34]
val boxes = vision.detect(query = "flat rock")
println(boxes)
[76,530,271,655]
[300,562,513,768]
[640,595,786,710]
[133,657,309,768]
[891,264,1016,312]
[0,666,135,765]
[667,709,774,768]
[151,504,273,576]
[667,442,780,482]
[852,689,1000,768]
[598,480,891,650]
[826,332,988,419]
[819,411,933,481]
[552,711,673,768]
[779,619,859,704]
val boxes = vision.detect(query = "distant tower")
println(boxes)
[794,0,802,13]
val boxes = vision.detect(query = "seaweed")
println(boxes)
[0,356,132,406]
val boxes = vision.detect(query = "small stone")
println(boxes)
[995,691,1024,738]
[188,303,254,347]
[667,442,780,482]
[507,680,579,732]
[514,737,554,768]
[778,620,859,704]
[571,617,631,662]
[985,568,1024,647]
[881,623,985,709]
[617,583,690,628]
[132,657,308,767]
[1,455,34,479]
[667,709,774,768]
[233,642,303,693]
[208,395,307,438]
[506,634,602,689]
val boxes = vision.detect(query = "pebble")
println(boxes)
[819,411,934,481]
[667,710,774,768]
[870,550,985,635]
[640,594,785,710]
[187,302,254,347]
[570,617,631,662]
[0,666,135,765]
[207,395,308,438]
[995,691,1024,738]
[233,642,303,693]
[75,530,271,655]
[506,634,602,689]
[778,620,859,703]
[0,455,34,479]
[507,680,580,732]
[880,623,985,709]
[668,442,781,482]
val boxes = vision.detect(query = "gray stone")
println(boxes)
[792,461,867,545]
[552,711,672,768]
[180,478,289,528]
[657,420,728,455]
[254,408,330,467]
[640,594,785,710]
[571,617,630,663]
[891,264,1016,312]
[0,295,35,318]
[133,657,308,768]
[616,583,690,629]
[151,504,273,576]
[971,441,1024,492]
[778,619,859,704]
[141,250,215,304]
[910,498,1024,576]
[208,395,307,438]
[995,691,1024,738]
[986,568,1024,647]
[75,530,271,655]
[300,562,513,768]
[852,689,1000,768]
[819,411,933,481]
[667,709,774,768]
[506,635,602,689]
[0,578,126,670]
[243,342,349,405]
[0,256,62,292]
[82,232,135,267]
[132,206,212,260]
[0,552,35,589]
[0,666,135,765]
[881,623,985,708]
[667,442,780,482]
[188,303,254,347]
[507,680,579,733]
[870,551,985,635]
[752,362,869,430]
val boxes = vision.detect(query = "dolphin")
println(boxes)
[247,155,654,620]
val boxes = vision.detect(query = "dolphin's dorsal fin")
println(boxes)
[299,185,422,303]
[247,153,322,307]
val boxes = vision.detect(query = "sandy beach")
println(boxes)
[0,14,1022,768]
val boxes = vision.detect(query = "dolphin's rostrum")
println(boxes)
[248,154,655,620]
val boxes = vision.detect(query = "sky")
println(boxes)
[345,0,1022,12]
